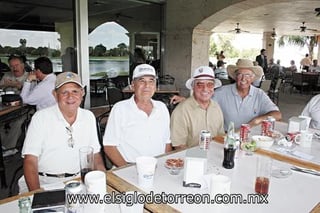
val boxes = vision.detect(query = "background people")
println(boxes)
[20,57,56,110]
[255,49,268,74]
[103,64,171,167]
[0,55,28,93]
[170,66,224,149]
[300,53,312,71]
[21,72,105,192]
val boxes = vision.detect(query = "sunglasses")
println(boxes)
[66,126,74,148]
[194,81,215,89]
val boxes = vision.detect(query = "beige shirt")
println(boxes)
[170,96,224,147]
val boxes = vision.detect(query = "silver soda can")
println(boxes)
[267,116,276,132]
[65,180,82,213]
[199,130,211,150]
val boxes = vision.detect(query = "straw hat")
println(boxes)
[185,66,222,90]
[227,59,263,81]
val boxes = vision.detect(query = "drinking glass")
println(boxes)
[79,146,94,182]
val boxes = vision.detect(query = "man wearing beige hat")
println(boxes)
[20,72,105,192]
[103,64,172,167]
[170,66,225,149]
[213,59,282,131]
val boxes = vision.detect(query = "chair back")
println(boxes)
[106,86,123,108]
[260,80,271,93]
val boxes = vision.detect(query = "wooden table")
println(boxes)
[106,121,320,212]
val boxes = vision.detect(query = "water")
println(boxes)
[51,58,129,76]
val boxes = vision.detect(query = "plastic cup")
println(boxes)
[136,156,157,188]
[255,156,272,195]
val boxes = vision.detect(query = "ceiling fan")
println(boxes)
[228,23,249,34]
[295,22,317,32]
[270,28,277,40]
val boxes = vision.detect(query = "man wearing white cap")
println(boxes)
[103,64,172,167]
[20,72,105,192]
[170,66,225,149]
[213,59,282,130]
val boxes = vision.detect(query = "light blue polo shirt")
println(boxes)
[213,84,279,130]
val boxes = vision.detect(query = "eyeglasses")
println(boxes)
[194,81,215,89]
[66,126,74,148]
[135,78,156,86]
[236,73,254,79]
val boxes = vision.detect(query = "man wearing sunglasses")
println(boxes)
[170,66,224,149]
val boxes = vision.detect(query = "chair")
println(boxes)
[281,69,293,92]
[291,72,309,94]
[95,111,113,170]
[260,80,272,93]
[268,78,282,105]
[106,86,124,108]
[80,85,87,108]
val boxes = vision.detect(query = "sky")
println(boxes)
[0,22,129,49]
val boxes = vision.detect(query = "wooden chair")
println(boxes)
[268,78,282,105]
[291,72,309,94]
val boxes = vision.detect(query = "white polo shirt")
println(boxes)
[103,95,171,163]
[22,104,101,174]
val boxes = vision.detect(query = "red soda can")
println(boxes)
[285,132,299,142]
[240,124,251,143]
[267,116,276,132]
[261,120,272,136]
[199,130,211,150]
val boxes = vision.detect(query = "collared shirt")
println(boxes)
[22,104,101,174]
[103,95,171,163]
[213,84,279,130]
[309,65,320,72]
[170,96,224,147]
[301,94,320,129]
[20,73,56,110]
[0,71,28,93]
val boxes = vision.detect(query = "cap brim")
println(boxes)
[185,78,222,90]
[55,80,84,89]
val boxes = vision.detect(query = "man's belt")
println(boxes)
[38,172,79,178]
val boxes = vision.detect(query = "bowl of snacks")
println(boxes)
[252,135,274,148]
[241,140,257,155]
[165,158,184,175]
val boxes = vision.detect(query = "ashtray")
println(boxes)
[165,158,184,175]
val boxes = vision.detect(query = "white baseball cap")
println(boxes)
[185,66,222,90]
[132,64,156,79]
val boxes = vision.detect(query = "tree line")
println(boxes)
[0,39,129,58]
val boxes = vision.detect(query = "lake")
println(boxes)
[51,58,129,77]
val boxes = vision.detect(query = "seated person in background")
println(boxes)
[214,60,228,80]
[288,60,297,72]
[20,57,56,110]
[20,72,105,192]
[0,55,28,93]
[103,64,172,167]
[309,59,320,72]
[170,66,224,150]
[213,59,282,131]
[301,94,320,129]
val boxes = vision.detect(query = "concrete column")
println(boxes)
[262,31,275,62]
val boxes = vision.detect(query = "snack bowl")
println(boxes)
[252,135,274,148]
[165,158,184,175]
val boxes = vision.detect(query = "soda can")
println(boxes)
[285,132,299,142]
[240,124,251,143]
[199,130,211,150]
[267,116,276,132]
[65,180,83,213]
[261,120,272,136]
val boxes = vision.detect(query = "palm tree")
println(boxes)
[278,35,317,59]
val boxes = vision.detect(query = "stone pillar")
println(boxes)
[262,31,275,63]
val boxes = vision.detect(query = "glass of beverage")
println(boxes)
[255,156,272,194]
[79,146,94,182]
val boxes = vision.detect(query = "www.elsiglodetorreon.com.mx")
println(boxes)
[67,191,269,206]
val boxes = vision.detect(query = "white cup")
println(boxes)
[136,156,157,188]
[299,115,311,131]
[84,171,106,213]
[119,191,144,213]
[210,175,231,197]
[294,130,313,148]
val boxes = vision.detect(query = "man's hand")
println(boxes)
[170,95,185,104]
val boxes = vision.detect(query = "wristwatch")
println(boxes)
[25,79,31,82]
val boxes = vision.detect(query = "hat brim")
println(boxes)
[55,80,84,89]
[227,65,263,81]
[185,77,222,90]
